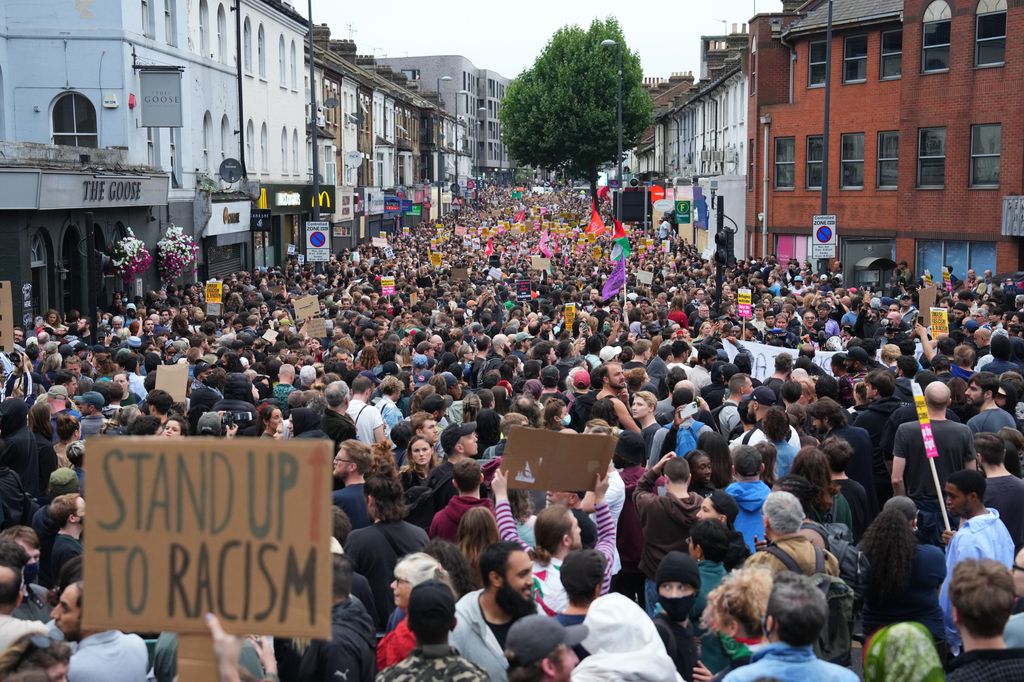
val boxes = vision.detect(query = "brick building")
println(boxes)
[746,0,1021,289]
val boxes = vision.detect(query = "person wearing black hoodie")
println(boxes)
[298,554,376,682]
[851,369,905,507]
[0,398,42,498]
[985,334,1020,375]
[291,407,328,440]
[210,372,257,436]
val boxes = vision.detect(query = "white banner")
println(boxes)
[722,339,922,382]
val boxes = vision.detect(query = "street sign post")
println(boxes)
[811,214,837,259]
[305,221,330,262]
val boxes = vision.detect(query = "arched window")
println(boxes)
[290,40,297,89]
[220,114,230,160]
[976,0,1006,66]
[202,112,212,171]
[243,18,252,73]
[198,0,209,56]
[257,24,266,78]
[260,123,268,172]
[281,127,288,172]
[31,232,47,268]
[245,119,254,171]
[278,35,286,85]
[216,4,227,63]
[922,1,952,72]
[292,129,299,174]
[52,93,97,147]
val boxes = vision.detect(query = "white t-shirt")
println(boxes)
[731,424,801,450]
[347,398,384,444]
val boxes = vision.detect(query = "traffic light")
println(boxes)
[714,196,735,267]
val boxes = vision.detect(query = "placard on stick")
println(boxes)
[530,256,551,271]
[293,295,319,321]
[501,427,615,492]
[303,317,327,338]
[82,437,333,638]
[155,361,189,403]
[0,282,14,352]
[636,270,654,286]
[918,286,937,322]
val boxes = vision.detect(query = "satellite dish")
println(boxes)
[219,158,243,183]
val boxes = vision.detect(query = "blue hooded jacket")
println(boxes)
[725,479,771,552]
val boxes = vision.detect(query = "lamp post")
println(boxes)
[601,38,623,223]
[455,89,471,196]
[435,75,451,218]
[478,106,486,187]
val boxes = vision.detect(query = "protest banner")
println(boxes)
[942,266,952,293]
[722,339,922,382]
[293,295,319,322]
[502,427,615,492]
[930,307,949,335]
[912,383,951,532]
[381,276,396,295]
[82,437,333,638]
[371,236,388,248]
[205,281,222,304]
[155,362,189,403]
[591,246,602,260]
[661,240,670,253]
[516,280,532,302]
[737,288,752,319]
[454,226,467,236]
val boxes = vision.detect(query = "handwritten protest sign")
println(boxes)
[381,276,396,295]
[303,317,327,339]
[502,428,615,492]
[636,270,654,286]
[205,303,222,318]
[371,237,388,248]
[82,437,332,637]
[293,295,319,322]
[262,329,279,344]
[155,362,189,403]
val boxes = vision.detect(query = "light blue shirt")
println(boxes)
[69,630,148,682]
[939,508,1015,654]
[722,643,858,682]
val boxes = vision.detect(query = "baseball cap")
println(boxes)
[439,372,459,388]
[48,468,80,496]
[406,580,456,633]
[197,411,224,436]
[506,615,588,667]
[358,369,382,386]
[46,386,70,401]
[570,367,591,390]
[73,391,105,408]
[848,345,872,364]
[440,421,476,455]
[412,354,429,368]
[598,346,622,363]
[963,319,980,333]
[413,369,434,387]
[560,550,606,603]
[750,386,777,406]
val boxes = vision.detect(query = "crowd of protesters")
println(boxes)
[0,184,1023,681]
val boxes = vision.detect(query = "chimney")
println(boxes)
[782,0,802,12]
[312,23,331,49]
[356,55,376,66]
[329,39,358,62]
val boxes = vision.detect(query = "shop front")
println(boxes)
[254,184,335,267]
[202,198,252,278]
[331,186,356,252]
[0,168,169,320]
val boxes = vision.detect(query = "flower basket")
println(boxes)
[110,227,153,285]
[156,225,199,285]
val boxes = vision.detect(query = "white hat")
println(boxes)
[599,346,622,363]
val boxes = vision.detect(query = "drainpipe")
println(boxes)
[760,114,771,259]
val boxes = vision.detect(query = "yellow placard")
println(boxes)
[738,289,752,306]
[205,281,222,304]
[564,303,576,330]
[930,307,949,335]
[914,393,930,424]
[591,246,602,260]
[430,252,442,268]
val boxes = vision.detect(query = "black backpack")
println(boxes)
[0,468,39,530]
[802,520,871,600]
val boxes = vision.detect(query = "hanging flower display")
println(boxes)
[155,225,199,285]
[110,227,153,285]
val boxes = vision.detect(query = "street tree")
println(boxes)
[499,17,652,202]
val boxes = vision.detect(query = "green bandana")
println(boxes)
[863,622,944,682]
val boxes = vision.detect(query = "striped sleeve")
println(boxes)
[593,502,617,594]
[495,500,531,552]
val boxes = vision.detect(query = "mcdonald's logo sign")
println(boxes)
[309,190,332,209]
[257,188,269,210]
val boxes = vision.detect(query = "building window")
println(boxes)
[202,112,212,171]
[163,0,175,45]
[257,25,266,78]
[141,0,152,38]
[243,19,252,73]
[245,119,254,171]
[748,139,754,190]
[281,127,288,172]
[970,123,1001,187]
[278,35,286,85]
[220,114,230,160]
[843,35,868,83]
[52,93,97,147]
[290,41,297,89]
[216,5,227,62]
[917,127,946,187]
[774,137,795,189]
[880,30,902,79]
[292,129,299,174]
[877,131,899,188]
[808,40,827,87]
[260,123,268,172]
[916,240,996,278]
[806,135,823,189]
[922,1,951,72]
[146,127,155,166]
[976,0,1007,67]
[198,0,209,55]
[840,133,865,188]
[170,129,179,188]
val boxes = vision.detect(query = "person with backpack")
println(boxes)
[648,387,714,467]
[712,373,752,438]
[745,491,839,578]
[725,447,771,553]
[720,572,857,682]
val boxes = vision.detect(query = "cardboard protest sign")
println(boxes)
[452,268,469,281]
[930,307,949,335]
[918,286,937,322]
[205,303,222,318]
[205,281,223,304]
[381,276,396,295]
[531,256,551,271]
[371,237,388,248]
[0,282,15,353]
[262,329,279,343]
[155,362,189,403]
[293,295,319,321]
[304,317,327,339]
[82,437,333,638]
[502,427,615,492]
[636,270,654,286]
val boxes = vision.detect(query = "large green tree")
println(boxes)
[500,17,653,201]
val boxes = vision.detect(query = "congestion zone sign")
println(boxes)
[306,221,330,262]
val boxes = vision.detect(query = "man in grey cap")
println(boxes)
[72,391,106,439]
[504,614,586,682]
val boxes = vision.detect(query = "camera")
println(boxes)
[222,411,254,426]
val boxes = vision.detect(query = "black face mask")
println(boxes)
[658,594,696,623]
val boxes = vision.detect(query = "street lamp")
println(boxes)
[601,38,623,224]
[456,89,471,194]
[435,75,452,217]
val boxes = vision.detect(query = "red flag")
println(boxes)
[587,203,606,235]
[485,239,494,257]
[597,186,610,202]
[514,210,525,223]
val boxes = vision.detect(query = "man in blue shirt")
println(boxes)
[939,469,1015,655]
[722,572,857,682]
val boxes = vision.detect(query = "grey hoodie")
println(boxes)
[450,589,541,681]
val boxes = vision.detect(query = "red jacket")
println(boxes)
[377,617,416,671]
[428,495,494,542]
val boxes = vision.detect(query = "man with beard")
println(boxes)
[594,362,639,433]
[450,541,540,680]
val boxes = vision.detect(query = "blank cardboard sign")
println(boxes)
[82,437,333,639]
[293,295,319,321]
[501,427,615,492]
[156,361,189,403]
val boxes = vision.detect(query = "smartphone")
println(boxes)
[677,401,699,421]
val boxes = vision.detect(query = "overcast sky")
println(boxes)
[310,0,781,81]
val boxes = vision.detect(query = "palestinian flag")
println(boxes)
[611,220,631,261]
